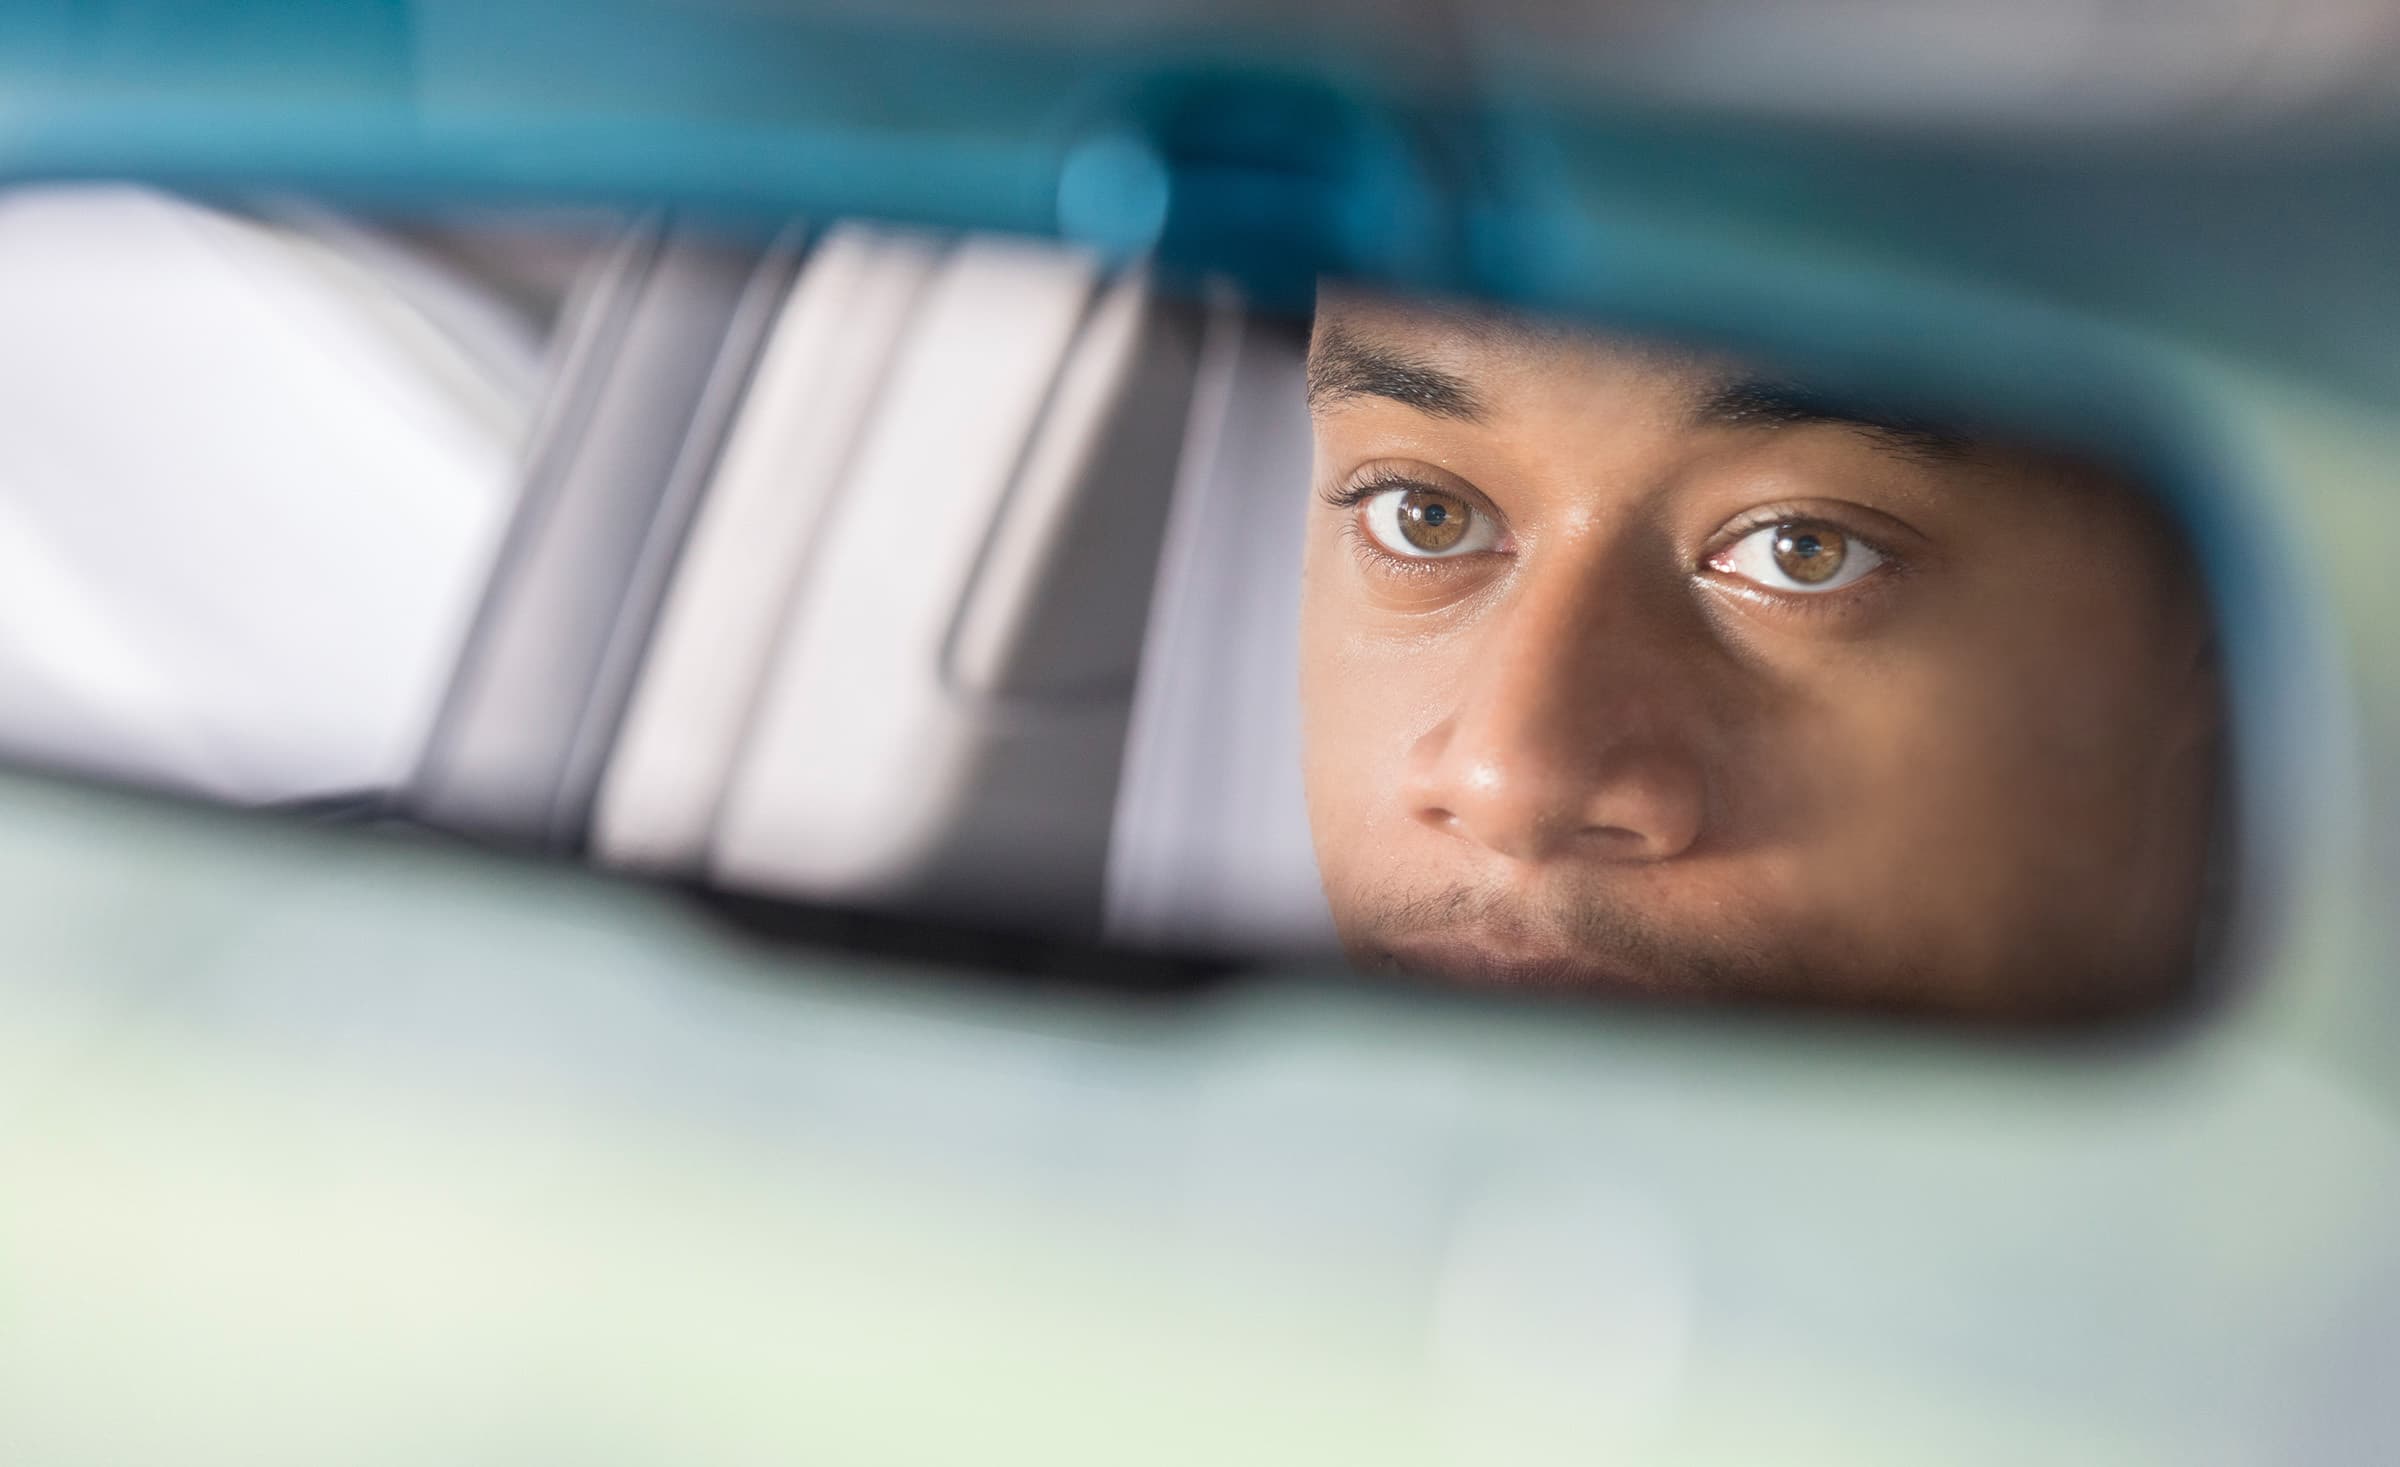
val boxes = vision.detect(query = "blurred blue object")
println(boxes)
[0,1,2396,394]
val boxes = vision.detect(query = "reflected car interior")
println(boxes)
[0,189,1339,962]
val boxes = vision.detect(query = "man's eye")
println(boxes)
[1708,521,1885,593]
[1359,486,1499,559]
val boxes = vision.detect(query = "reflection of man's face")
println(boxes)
[1298,294,2223,1020]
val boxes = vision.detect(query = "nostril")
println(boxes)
[1416,805,1461,834]
[1579,822,1669,859]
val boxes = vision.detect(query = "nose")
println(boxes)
[1401,573,1709,866]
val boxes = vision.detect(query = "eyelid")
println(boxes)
[1325,464,1512,577]
[1358,485,1502,561]
[1708,522,1885,596]
[1700,502,1909,566]
[1319,461,1500,519]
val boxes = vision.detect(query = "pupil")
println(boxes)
[1421,503,1448,527]
[1781,532,1821,558]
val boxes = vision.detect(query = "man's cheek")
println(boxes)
[1737,657,2012,893]
[1790,668,2071,970]
[1297,649,1417,897]
[1305,708,1439,929]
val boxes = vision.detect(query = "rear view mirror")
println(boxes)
[0,185,2244,1026]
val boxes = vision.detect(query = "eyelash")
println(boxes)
[1319,467,1443,512]
[1705,506,1904,569]
[1707,503,1877,550]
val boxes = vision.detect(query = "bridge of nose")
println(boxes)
[1402,527,1722,864]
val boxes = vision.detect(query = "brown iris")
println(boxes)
[1397,488,1472,553]
[1771,524,1848,584]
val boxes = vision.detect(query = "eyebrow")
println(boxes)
[1305,323,1486,422]
[1308,323,1980,462]
[1691,377,1973,462]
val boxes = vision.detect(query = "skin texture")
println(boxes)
[1299,293,2223,1022]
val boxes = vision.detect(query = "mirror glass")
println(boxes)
[0,185,2231,1025]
